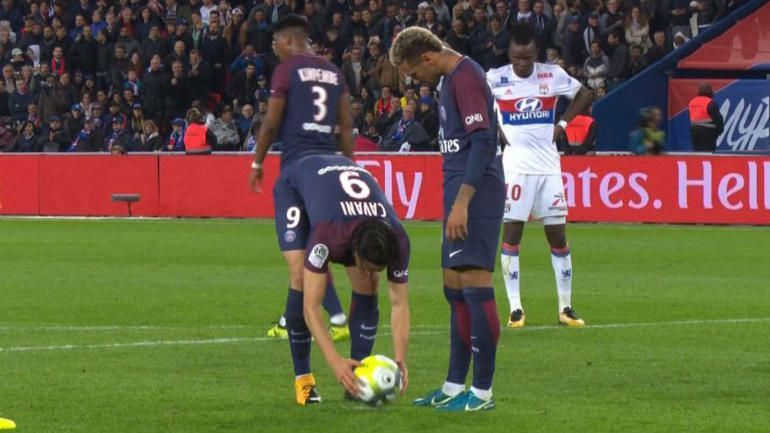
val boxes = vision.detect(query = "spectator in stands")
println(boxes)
[129,102,147,140]
[583,13,601,58]
[36,115,69,152]
[584,41,609,90]
[377,95,402,136]
[532,1,552,61]
[607,31,629,88]
[416,96,438,149]
[142,55,168,123]
[629,107,665,155]
[561,16,584,68]
[211,105,240,150]
[137,119,163,151]
[695,0,727,31]
[380,103,429,152]
[236,104,254,140]
[187,49,212,105]
[445,19,470,56]
[625,7,651,51]
[227,60,258,110]
[10,120,37,152]
[341,46,364,97]
[374,85,393,119]
[68,117,102,152]
[488,15,510,68]
[670,0,693,38]
[601,0,625,37]
[9,77,32,122]
[105,115,133,152]
[646,31,669,63]
[66,104,85,138]
[167,60,189,120]
[672,31,689,50]
[628,44,648,77]
[167,118,186,151]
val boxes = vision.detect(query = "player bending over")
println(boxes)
[487,23,593,328]
[390,27,505,412]
[248,14,356,401]
[292,154,411,404]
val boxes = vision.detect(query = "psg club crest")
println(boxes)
[284,230,296,243]
[500,76,508,84]
[440,106,447,122]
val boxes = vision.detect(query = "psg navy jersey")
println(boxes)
[288,155,411,284]
[437,57,504,217]
[270,54,349,168]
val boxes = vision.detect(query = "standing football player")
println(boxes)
[248,14,355,405]
[390,27,505,412]
[296,154,411,401]
[486,23,593,328]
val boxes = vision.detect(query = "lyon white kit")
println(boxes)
[487,63,582,222]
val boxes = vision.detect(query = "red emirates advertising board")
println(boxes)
[0,154,768,225]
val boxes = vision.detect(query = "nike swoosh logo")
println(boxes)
[449,249,463,258]
[290,331,305,336]
[360,324,377,331]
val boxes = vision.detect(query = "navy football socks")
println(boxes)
[348,292,379,361]
[444,287,472,385]
[463,287,500,391]
[284,288,312,376]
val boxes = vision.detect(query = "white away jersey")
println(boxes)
[487,63,582,174]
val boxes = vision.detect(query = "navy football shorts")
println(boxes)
[273,169,309,251]
[441,217,501,271]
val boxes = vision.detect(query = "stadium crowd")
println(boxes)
[0,0,742,153]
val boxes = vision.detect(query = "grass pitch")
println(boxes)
[1,219,769,432]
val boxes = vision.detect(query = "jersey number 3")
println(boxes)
[311,86,327,122]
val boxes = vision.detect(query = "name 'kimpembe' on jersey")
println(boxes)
[487,63,582,175]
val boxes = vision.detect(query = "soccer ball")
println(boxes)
[353,355,403,405]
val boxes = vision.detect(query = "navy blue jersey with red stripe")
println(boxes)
[270,54,349,168]
[287,155,410,284]
[437,57,504,217]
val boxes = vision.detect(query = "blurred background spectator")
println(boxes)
[0,0,738,153]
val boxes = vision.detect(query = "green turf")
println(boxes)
[1,219,770,432]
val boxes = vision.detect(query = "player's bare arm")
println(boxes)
[387,281,410,393]
[553,86,593,143]
[337,94,355,159]
[249,96,286,192]
[302,268,361,395]
[446,184,474,241]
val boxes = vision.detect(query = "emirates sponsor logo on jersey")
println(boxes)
[497,97,556,125]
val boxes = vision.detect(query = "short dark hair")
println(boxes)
[352,219,398,269]
[510,22,535,46]
[274,13,310,37]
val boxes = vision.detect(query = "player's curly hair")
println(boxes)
[389,27,444,67]
[510,21,536,46]
[352,219,398,269]
[274,13,310,37]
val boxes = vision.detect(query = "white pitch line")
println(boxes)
[1,317,768,354]
[0,324,254,332]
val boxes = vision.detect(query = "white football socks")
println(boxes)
[279,315,287,327]
[441,381,465,397]
[470,386,492,401]
[551,249,573,312]
[501,246,522,312]
[329,313,347,326]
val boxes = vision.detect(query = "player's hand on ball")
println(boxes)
[446,205,468,241]
[332,356,361,396]
[396,359,408,394]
